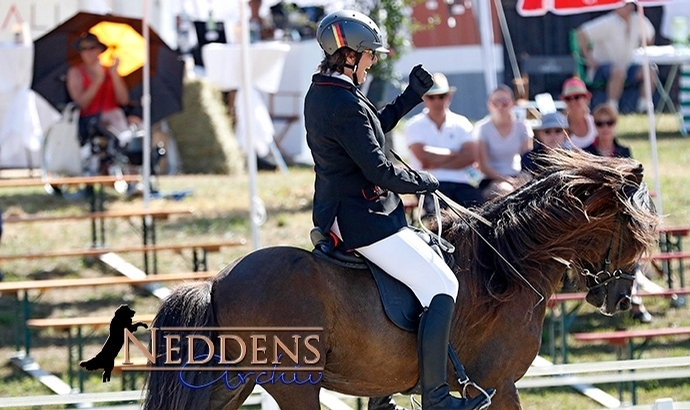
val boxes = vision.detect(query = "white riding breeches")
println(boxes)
[331,220,458,307]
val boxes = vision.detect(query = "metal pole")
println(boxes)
[143,0,152,209]
[239,0,260,249]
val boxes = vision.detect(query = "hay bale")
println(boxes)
[167,77,245,174]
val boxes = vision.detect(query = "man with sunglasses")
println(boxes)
[405,72,483,213]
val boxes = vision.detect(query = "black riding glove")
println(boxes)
[408,64,434,98]
[416,170,439,194]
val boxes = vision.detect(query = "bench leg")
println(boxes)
[67,329,74,389]
[78,327,84,393]
[192,249,209,272]
[22,291,31,355]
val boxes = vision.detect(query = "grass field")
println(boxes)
[0,113,688,408]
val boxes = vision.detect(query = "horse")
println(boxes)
[142,150,658,410]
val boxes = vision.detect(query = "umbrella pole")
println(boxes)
[636,2,663,217]
[143,0,152,208]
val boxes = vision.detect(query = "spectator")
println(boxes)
[576,1,655,112]
[66,32,132,147]
[475,85,532,200]
[560,77,597,149]
[584,103,652,323]
[521,111,569,175]
[583,104,631,158]
[405,73,483,213]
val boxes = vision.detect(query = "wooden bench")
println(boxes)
[27,314,156,391]
[572,327,690,404]
[545,288,690,364]
[657,225,690,253]
[13,269,231,393]
[0,271,216,357]
[0,175,142,216]
[0,175,140,188]
[644,251,690,292]
[3,208,194,248]
[3,208,193,224]
[0,239,245,273]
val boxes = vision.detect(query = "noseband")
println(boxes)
[581,214,636,292]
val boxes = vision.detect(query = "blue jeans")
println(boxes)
[592,64,641,88]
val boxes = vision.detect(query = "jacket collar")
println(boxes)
[312,73,378,112]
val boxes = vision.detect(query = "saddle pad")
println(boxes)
[312,249,422,332]
[365,259,423,333]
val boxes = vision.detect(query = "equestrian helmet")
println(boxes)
[316,10,389,55]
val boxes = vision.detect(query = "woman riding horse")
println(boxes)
[305,10,492,410]
[143,151,658,410]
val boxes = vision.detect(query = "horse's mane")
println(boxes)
[438,149,659,308]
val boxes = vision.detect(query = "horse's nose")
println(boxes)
[617,295,631,311]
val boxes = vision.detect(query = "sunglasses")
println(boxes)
[564,94,586,102]
[426,93,448,100]
[595,119,617,127]
[361,49,378,60]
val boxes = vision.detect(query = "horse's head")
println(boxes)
[541,150,659,315]
[462,149,659,316]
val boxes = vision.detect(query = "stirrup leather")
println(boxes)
[448,344,494,409]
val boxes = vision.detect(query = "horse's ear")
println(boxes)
[625,163,644,185]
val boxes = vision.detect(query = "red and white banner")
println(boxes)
[517,0,670,17]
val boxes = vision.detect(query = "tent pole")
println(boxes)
[493,0,524,96]
[143,0,152,209]
[636,2,663,216]
[239,0,261,250]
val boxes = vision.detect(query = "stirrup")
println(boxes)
[448,344,495,409]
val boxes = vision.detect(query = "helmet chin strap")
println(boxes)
[344,52,363,86]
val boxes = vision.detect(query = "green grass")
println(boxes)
[0,113,689,408]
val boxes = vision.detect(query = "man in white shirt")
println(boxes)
[576,1,655,112]
[405,73,483,213]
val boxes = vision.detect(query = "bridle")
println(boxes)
[580,213,636,293]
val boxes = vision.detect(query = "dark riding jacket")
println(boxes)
[304,73,437,250]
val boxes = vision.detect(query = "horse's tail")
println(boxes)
[142,280,217,410]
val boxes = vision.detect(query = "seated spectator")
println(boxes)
[66,32,133,148]
[405,73,483,213]
[583,104,631,158]
[475,85,532,200]
[576,1,655,112]
[521,112,569,175]
[560,77,596,149]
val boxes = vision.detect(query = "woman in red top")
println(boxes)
[66,32,130,146]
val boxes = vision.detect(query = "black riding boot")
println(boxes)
[419,294,491,410]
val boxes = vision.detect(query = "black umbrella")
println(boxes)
[31,12,184,124]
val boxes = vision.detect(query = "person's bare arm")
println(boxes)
[576,29,597,70]
[66,65,104,109]
[109,58,130,106]
[408,140,477,170]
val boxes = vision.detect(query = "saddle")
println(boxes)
[310,227,454,333]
